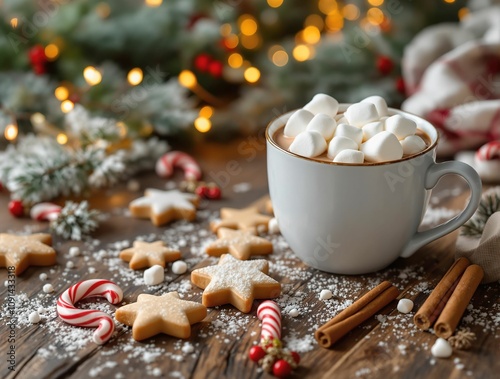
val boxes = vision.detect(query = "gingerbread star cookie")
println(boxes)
[129,189,198,226]
[119,240,181,270]
[210,206,271,233]
[205,228,273,260]
[0,233,56,275]
[191,254,281,313]
[115,291,207,340]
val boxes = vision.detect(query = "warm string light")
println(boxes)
[367,7,384,25]
[368,0,384,6]
[228,53,243,68]
[293,44,313,61]
[56,133,68,145]
[10,18,18,28]
[145,0,163,7]
[318,0,338,15]
[127,68,143,85]
[178,70,225,106]
[83,66,102,86]
[61,100,74,113]
[342,4,360,21]
[194,117,212,133]
[45,44,59,60]
[244,67,260,83]
[458,7,469,20]
[54,86,69,101]
[199,106,213,119]
[267,0,284,8]
[4,124,18,141]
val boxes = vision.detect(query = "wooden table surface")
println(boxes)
[1,137,499,379]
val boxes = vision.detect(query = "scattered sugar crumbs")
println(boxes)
[0,204,499,377]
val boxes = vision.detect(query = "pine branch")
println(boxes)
[461,190,500,237]
[50,201,100,241]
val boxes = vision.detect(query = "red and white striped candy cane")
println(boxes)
[155,151,202,180]
[257,300,281,342]
[30,202,62,221]
[476,141,500,161]
[57,279,123,345]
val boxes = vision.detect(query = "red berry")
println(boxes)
[395,76,406,95]
[248,345,266,362]
[376,55,393,76]
[29,45,46,65]
[8,200,24,218]
[290,351,300,364]
[273,359,292,378]
[33,63,46,75]
[206,186,221,200]
[195,185,209,198]
[194,54,212,72]
[208,60,223,78]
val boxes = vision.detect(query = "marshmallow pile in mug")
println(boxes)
[285,94,427,163]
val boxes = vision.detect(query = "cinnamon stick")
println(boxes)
[435,264,484,338]
[413,257,470,330]
[314,281,400,348]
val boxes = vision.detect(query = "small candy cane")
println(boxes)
[30,202,62,221]
[57,279,123,345]
[155,151,202,181]
[257,300,281,341]
[476,140,500,161]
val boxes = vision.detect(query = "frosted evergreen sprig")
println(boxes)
[50,201,101,241]
[461,188,500,237]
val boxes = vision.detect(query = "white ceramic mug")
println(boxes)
[266,106,482,275]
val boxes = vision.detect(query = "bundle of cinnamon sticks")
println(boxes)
[414,257,484,338]
[314,281,399,348]
[314,258,484,349]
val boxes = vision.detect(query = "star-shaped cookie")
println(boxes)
[129,189,198,226]
[119,240,181,270]
[191,254,281,313]
[115,291,207,340]
[210,206,271,233]
[0,233,56,275]
[205,228,273,260]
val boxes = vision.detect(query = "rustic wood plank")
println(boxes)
[1,139,499,379]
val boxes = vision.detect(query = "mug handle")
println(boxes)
[400,161,482,258]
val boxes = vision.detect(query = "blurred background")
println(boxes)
[0,0,481,141]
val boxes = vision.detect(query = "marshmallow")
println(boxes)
[69,246,80,257]
[431,338,453,358]
[327,136,359,159]
[344,102,379,127]
[385,115,417,140]
[334,124,363,147]
[29,311,41,324]
[319,289,333,300]
[333,149,364,164]
[268,218,280,234]
[144,265,164,285]
[289,309,299,317]
[397,298,414,314]
[362,121,384,142]
[303,93,339,117]
[306,113,337,140]
[42,284,54,293]
[284,109,314,137]
[289,130,327,158]
[361,96,389,117]
[361,131,403,162]
[172,260,188,275]
[401,135,427,155]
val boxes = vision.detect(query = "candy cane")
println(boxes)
[30,202,62,221]
[155,151,202,180]
[257,300,281,341]
[476,141,500,161]
[57,279,123,345]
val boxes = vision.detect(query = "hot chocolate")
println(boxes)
[271,94,431,164]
